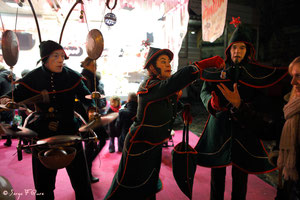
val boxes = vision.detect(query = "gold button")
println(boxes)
[48,107,54,113]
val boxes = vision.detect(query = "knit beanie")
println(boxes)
[39,40,69,64]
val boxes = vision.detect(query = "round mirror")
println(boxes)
[86,29,104,60]
[1,30,20,67]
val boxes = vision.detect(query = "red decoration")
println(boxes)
[230,17,241,28]
[142,39,150,48]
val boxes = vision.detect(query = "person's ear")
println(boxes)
[149,64,158,75]
[149,64,154,71]
[44,59,49,68]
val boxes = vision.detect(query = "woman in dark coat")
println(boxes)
[104,47,224,199]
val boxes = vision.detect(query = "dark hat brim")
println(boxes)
[144,49,173,69]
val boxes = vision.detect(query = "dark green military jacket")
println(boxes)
[8,65,94,139]
[195,61,288,173]
[104,65,200,199]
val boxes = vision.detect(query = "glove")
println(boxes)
[210,91,227,111]
[194,56,225,70]
[182,104,193,125]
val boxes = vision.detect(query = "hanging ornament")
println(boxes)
[142,39,150,48]
[104,12,117,26]
[230,16,241,28]
[104,0,117,26]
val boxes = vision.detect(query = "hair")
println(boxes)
[288,56,300,75]
[288,56,300,100]
[80,57,94,68]
[146,53,171,76]
[96,71,101,80]
[146,60,158,76]
[127,92,137,102]
[110,95,121,106]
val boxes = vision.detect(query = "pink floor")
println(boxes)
[0,131,276,200]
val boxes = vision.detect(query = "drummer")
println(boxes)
[0,40,95,200]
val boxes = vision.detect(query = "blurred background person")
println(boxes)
[106,95,121,153]
[0,57,15,147]
[76,56,108,183]
[115,92,138,152]
[80,57,107,113]
[18,69,34,153]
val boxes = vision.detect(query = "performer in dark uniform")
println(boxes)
[0,40,95,200]
[104,47,225,199]
[80,57,107,112]
[115,92,138,152]
[77,56,108,183]
[194,23,289,200]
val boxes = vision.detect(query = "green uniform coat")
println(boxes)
[195,61,288,173]
[105,65,200,199]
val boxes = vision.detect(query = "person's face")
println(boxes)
[290,63,300,97]
[155,54,172,79]
[88,110,96,121]
[45,49,65,73]
[110,99,119,108]
[230,42,247,64]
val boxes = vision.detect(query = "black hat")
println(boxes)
[39,40,69,63]
[225,24,255,62]
[144,47,173,69]
[199,21,288,88]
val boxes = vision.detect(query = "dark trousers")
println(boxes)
[276,180,300,200]
[210,166,248,200]
[109,137,122,152]
[32,143,94,200]
[276,164,300,200]
[85,137,106,176]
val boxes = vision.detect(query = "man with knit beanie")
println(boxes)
[0,40,95,200]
